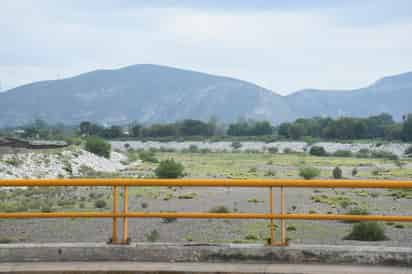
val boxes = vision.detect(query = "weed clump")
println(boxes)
[209,205,230,213]
[344,222,388,241]
[332,166,343,179]
[299,167,320,179]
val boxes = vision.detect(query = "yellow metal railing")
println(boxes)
[1,178,412,245]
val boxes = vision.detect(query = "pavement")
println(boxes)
[0,262,411,274]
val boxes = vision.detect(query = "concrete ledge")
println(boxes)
[1,262,411,274]
[0,243,411,266]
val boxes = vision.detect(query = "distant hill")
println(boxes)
[0,64,411,127]
[285,71,412,120]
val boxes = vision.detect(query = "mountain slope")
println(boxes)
[286,71,412,120]
[0,64,295,126]
[0,65,411,127]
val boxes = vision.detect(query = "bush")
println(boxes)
[145,229,160,242]
[4,156,23,167]
[85,137,111,158]
[299,167,321,179]
[209,205,230,213]
[178,192,197,199]
[188,144,199,153]
[406,146,412,155]
[0,237,14,244]
[244,234,258,241]
[356,149,370,158]
[332,166,343,179]
[287,225,297,231]
[247,198,263,203]
[344,207,369,223]
[94,199,107,209]
[138,151,158,163]
[344,222,388,241]
[309,146,327,156]
[333,150,353,157]
[371,151,398,160]
[267,147,278,154]
[351,168,358,176]
[155,159,184,178]
[231,141,242,149]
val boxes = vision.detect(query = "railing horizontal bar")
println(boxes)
[1,178,412,188]
[1,212,412,222]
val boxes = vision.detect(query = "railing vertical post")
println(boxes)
[269,187,275,245]
[112,186,118,244]
[122,186,129,244]
[280,186,286,245]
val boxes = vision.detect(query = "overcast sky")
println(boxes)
[1,0,412,94]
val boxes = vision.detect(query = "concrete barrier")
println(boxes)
[0,243,411,266]
[1,262,411,274]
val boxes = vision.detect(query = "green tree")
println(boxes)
[402,114,412,142]
[277,122,290,138]
[102,125,123,139]
[85,136,111,158]
[179,119,212,136]
[155,159,185,178]
[288,123,305,139]
[130,123,142,137]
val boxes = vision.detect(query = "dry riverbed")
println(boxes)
[0,143,412,245]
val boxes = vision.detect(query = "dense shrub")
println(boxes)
[351,168,358,176]
[332,166,343,179]
[333,150,353,157]
[231,141,242,149]
[309,146,327,156]
[145,229,160,242]
[356,149,370,158]
[85,136,111,158]
[371,151,398,160]
[267,147,278,154]
[209,205,230,213]
[344,222,388,241]
[188,144,199,153]
[405,146,412,156]
[155,159,184,178]
[94,200,107,209]
[0,237,14,244]
[299,167,321,179]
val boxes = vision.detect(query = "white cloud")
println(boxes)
[0,2,412,93]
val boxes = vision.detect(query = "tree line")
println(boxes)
[2,113,412,142]
[278,113,412,141]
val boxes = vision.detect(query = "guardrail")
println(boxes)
[1,179,412,245]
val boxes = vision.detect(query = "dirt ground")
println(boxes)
[1,150,412,245]
[1,186,411,246]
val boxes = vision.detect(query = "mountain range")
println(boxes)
[0,64,411,127]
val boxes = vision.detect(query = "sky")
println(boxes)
[1,0,412,94]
